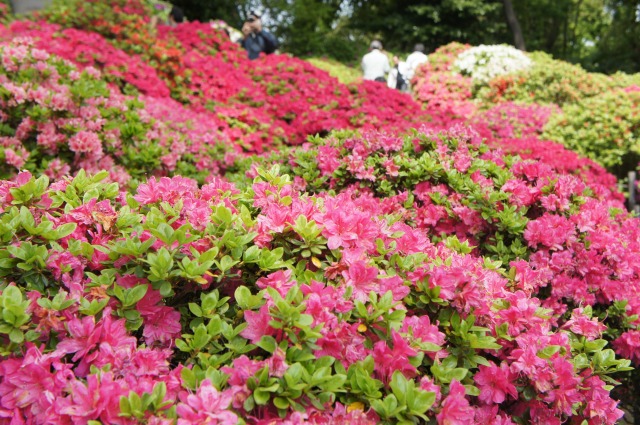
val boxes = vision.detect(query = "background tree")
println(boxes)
[171,0,639,73]
[510,0,606,61]
[589,0,640,73]
[346,0,508,54]
[502,0,526,50]
[170,0,256,28]
[259,0,356,60]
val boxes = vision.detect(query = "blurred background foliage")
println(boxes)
[94,0,639,73]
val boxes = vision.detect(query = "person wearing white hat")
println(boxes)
[361,40,391,82]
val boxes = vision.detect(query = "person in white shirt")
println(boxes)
[387,55,411,91]
[361,40,391,82]
[405,43,429,81]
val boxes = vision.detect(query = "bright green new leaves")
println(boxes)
[0,286,34,353]
[371,372,436,423]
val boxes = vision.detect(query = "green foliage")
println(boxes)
[542,88,640,172]
[477,51,611,106]
[511,0,608,61]
[587,0,640,74]
[370,371,436,422]
[43,0,154,51]
[305,58,362,84]
[0,285,34,354]
[346,0,507,53]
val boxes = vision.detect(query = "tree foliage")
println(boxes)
[172,0,640,73]
[346,0,508,53]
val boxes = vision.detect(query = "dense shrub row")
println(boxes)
[1,128,638,424]
[0,39,234,185]
[10,1,430,150]
[412,43,640,176]
[0,1,640,423]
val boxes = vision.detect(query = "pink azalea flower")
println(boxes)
[473,362,518,404]
[176,380,237,425]
[56,373,127,424]
[373,331,418,383]
[342,260,379,302]
[613,330,640,365]
[562,308,606,340]
[239,305,276,344]
[436,380,475,425]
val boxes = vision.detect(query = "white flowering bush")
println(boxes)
[454,44,532,84]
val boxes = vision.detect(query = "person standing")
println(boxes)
[405,43,429,81]
[388,55,410,91]
[361,40,391,82]
[240,11,279,60]
[168,6,185,25]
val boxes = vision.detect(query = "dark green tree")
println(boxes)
[259,0,354,59]
[590,0,640,73]
[346,0,509,54]
[511,0,606,60]
[170,0,257,27]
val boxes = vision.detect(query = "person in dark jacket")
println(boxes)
[240,11,278,60]
[169,6,185,25]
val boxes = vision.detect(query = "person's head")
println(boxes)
[248,10,261,21]
[370,40,383,51]
[413,43,425,53]
[246,10,262,32]
[169,6,184,24]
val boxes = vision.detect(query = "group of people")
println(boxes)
[157,4,427,82]
[361,41,428,91]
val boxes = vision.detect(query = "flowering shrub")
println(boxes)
[454,44,532,85]
[6,20,170,98]
[409,43,476,121]
[541,88,640,171]
[42,0,155,53]
[409,44,640,178]
[470,101,560,139]
[412,66,476,120]
[32,2,436,150]
[0,38,232,184]
[1,126,638,423]
[1,3,640,421]
[483,136,622,195]
[476,51,610,106]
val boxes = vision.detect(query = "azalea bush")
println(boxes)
[31,3,432,150]
[2,1,640,422]
[470,102,560,140]
[0,38,232,185]
[41,0,156,54]
[6,20,170,98]
[476,52,611,107]
[541,87,640,172]
[409,43,640,178]
[454,44,532,85]
[1,126,639,423]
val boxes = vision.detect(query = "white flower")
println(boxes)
[453,44,532,84]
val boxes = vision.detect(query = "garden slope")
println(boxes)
[0,2,639,424]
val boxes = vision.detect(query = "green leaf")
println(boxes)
[256,335,277,353]
[9,328,24,344]
[123,285,148,308]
